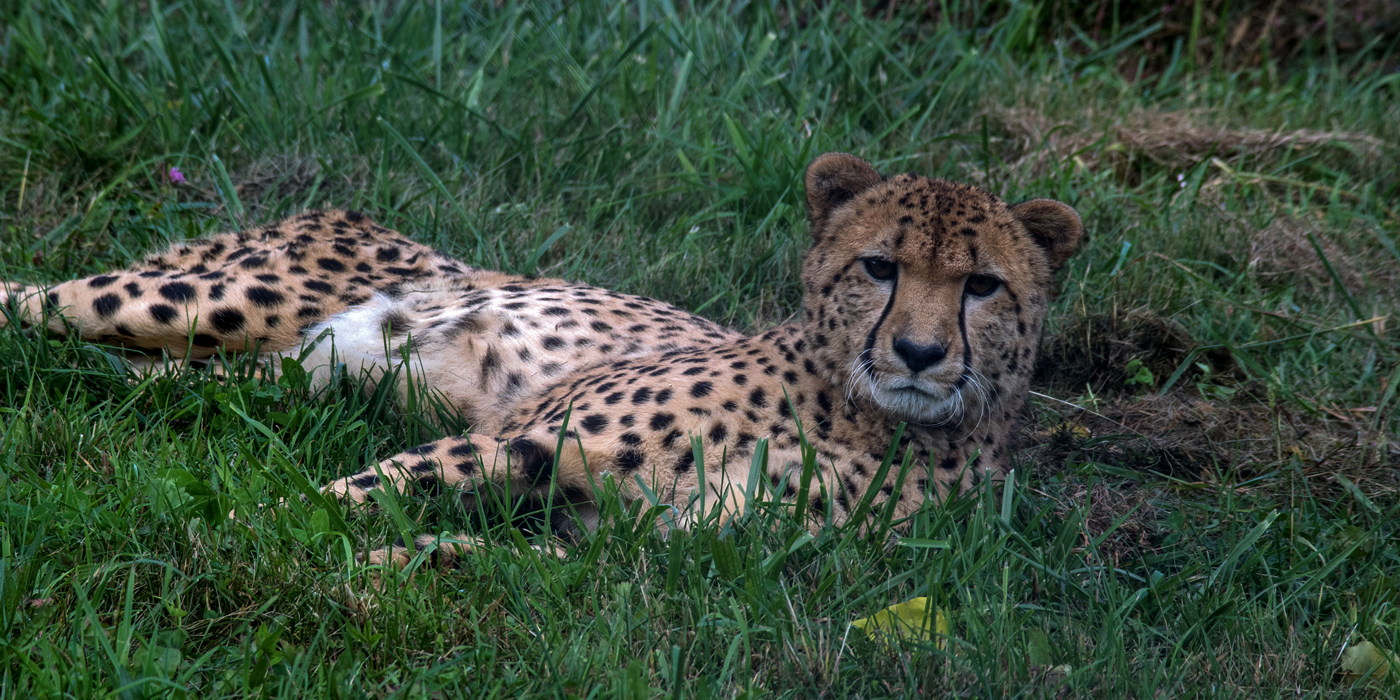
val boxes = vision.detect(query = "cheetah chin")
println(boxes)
[5,152,1081,560]
[863,376,976,427]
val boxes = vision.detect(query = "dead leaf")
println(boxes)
[851,597,948,650]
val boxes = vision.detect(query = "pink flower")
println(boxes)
[169,166,186,184]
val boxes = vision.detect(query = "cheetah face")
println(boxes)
[799,154,1081,424]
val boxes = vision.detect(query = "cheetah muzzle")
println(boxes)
[1,153,1080,565]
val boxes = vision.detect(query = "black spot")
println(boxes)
[91,293,122,318]
[590,321,612,332]
[475,348,500,381]
[605,392,625,405]
[620,432,642,446]
[352,475,380,490]
[662,429,683,448]
[297,306,321,319]
[208,284,227,301]
[542,336,565,350]
[304,280,334,294]
[239,255,268,269]
[123,282,143,298]
[246,287,285,307]
[708,425,728,443]
[405,443,434,455]
[649,413,675,430]
[504,372,525,397]
[212,309,246,334]
[316,257,345,272]
[88,275,118,289]
[675,451,695,473]
[682,367,705,376]
[690,381,713,398]
[508,438,548,480]
[580,414,610,434]
[149,304,178,324]
[376,246,401,262]
[616,450,645,473]
[749,388,767,408]
[632,387,652,404]
[159,282,196,302]
[542,307,569,316]
[655,388,673,405]
[193,333,219,347]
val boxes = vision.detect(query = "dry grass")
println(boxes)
[994,106,1385,178]
[1246,215,1399,297]
[217,154,376,220]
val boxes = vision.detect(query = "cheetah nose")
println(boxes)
[892,337,947,373]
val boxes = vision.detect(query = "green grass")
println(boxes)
[2,1,1399,697]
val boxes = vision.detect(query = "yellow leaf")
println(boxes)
[851,597,948,650]
[1340,640,1396,684]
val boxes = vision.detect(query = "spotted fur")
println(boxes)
[2,154,1080,561]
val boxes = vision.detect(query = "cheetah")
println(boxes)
[1,153,1080,566]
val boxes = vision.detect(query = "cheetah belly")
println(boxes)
[292,281,740,435]
[297,293,405,394]
[294,288,524,432]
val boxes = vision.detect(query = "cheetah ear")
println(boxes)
[1011,199,1082,270]
[804,153,883,228]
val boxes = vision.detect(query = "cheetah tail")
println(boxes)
[0,281,45,330]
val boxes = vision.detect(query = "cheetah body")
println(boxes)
[2,153,1081,551]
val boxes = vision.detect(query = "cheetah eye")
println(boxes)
[862,258,897,282]
[965,274,1001,297]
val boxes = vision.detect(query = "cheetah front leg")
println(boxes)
[325,433,573,573]
[363,532,567,571]
[321,433,556,506]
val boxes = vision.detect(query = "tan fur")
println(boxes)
[3,154,1080,562]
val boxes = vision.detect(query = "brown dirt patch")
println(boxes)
[1035,311,1234,396]
[1023,387,1399,559]
[1026,389,1399,492]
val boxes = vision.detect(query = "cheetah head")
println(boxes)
[799,153,1081,425]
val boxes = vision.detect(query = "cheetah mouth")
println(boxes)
[869,378,966,425]
[884,377,947,399]
[890,384,938,398]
